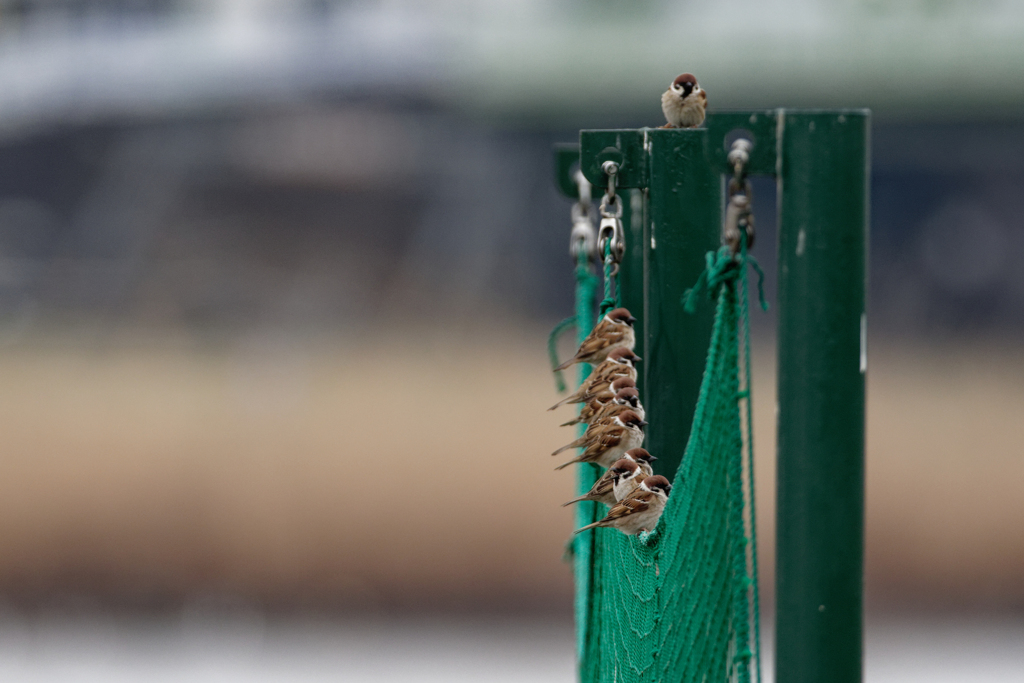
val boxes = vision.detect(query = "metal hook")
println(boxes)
[574,169,592,207]
[596,160,625,266]
[724,138,755,253]
[569,170,596,261]
[728,138,752,177]
[724,193,754,254]
[597,188,624,264]
[602,160,619,207]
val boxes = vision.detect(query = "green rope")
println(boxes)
[738,237,763,683]
[682,246,768,314]
[548,315,577,393]
[681,248,739,313]
[549,255,598,393]
[682,235,766,683]
[598,241,619,315]
[748,255,769,313]
[566,249,599,669]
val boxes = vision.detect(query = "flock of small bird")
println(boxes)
[549,308,671,536]
[547,73,707,535]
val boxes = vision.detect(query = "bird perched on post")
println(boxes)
[574,475,672,535]
[554,409,647,470]
[548,348,641,411]
[562,458,644,508]
[661,73,707,129]
[553,307,637,372]
[560,378,641,427]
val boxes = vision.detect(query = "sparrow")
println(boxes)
[554,409,647,470]
[622,448,657,478]
[560,377,639,427]
[554,308,637,371]
[587,387,645,425]
[561,458,643,507]
[548,348,641,411]
[574,475,673,535]
[661,73,707,129]
[552,406,639,457]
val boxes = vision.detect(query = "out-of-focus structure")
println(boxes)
[0,0,1021,634]
[0,0,1022,332]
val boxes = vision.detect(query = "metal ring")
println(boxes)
[569,170,597,260]
[597,218,625,264]
[728,138,752,177]
[598,193,623,219]
[728,177,753,200]
[602,160,619,205]
[570,205,596,260]
[574,169,592,207]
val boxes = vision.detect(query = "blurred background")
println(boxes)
[0,0,1021,680]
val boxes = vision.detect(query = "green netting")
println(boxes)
[571,246,761,683]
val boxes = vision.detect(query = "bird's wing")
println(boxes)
[599,490,654,523]
[573,322,627,360]
[580,424,625,459]
[588,471,616,498]
[580,365,632,401]
[591,402,625,423]
[568,393,608,425]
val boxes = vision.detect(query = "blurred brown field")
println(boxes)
[0,323,1021,614]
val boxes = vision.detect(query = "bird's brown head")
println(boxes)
[609,377,636,393]
[608,348,642,365]
[618,410,648,430]
[671,73,699,98]
[625,447,656,464]
[643,475,672,496]
[606,307,637,326]
[614,387,640,408]
[610,458,640,477]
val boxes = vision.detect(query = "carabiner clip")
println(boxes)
[723,193,754,254]
[569,170,596,261]
[597,194,624,270]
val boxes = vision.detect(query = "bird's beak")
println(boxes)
[638,420,649,428]
[633,356,643,363]
[626,316,637,325]
[647,455,657,461]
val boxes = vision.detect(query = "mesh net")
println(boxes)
[574,249,758,683]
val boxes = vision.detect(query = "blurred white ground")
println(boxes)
[0,614,1019,682]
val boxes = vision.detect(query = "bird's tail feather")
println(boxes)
[551,438,586,456]
[553,356,578,372]
[574,520,603,534]
[548,392,583,411]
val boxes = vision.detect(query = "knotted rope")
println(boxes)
[681,233,767,683]
[598,239,620,316]
[682,244,768,314]
[548,253,598,392]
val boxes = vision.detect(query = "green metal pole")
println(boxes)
[775,111,869,683]
[640,128,720,480]
[578,129,719,480]
[577,129,719,681]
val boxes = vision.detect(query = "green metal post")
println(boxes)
[579,129,719,480]
[640,129,720,479]
[565,111,868,683]
[775,111,869,683]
